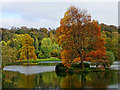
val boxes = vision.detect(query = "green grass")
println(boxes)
[8,57,62,66]
[36,57,62,61]
[37,63,58,66]
[16,57,61,63]
[8,62,57,66]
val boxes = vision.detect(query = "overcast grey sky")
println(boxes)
[0,1,118,29]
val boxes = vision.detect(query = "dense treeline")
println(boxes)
[100,24,119,61]
[101,24,119,63]
[0,23,119,66]
[0,27,61,66]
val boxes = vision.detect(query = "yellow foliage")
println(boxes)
[18,34,37,61]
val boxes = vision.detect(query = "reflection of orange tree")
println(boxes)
[62,74,82,88]
[61,71,118,88]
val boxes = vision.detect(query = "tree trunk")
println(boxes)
[81,54,85,69]
[81,38,85,70]
[79,49,84,69]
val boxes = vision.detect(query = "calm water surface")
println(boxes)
[2,64,120,89]
[3,66,55,75]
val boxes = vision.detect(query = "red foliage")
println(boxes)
[56,6,110,70]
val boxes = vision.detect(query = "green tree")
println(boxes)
[51,43,61,57]
[102,31,118,60]
[48,29,57,43]
[38,38,52,59]
[9,34,24,50]
[1,42,17,66]
[106,51,115,65]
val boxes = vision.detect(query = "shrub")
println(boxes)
[55,63,67,77]
[84,63,90,68]
[71,62,90,68]
[55,63,68,72]
[67,68,74,73]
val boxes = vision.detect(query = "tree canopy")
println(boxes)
[18,34,37,61]
[56,6,109,69]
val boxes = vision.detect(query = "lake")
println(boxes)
[2,61,120,89]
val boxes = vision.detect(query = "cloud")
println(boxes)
[0,2,118,29]
[1,0,119,2]
[0,17,59,29]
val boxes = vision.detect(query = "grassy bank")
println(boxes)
[37,57,62,61]
[15,57,61,63]
[6,63,58,66]
[3,57,62,66]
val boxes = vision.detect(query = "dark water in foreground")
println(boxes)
[2,66,119,89]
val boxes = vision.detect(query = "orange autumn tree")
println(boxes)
[18,34,37,61]
[56,6,110,69]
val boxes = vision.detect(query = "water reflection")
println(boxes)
[3,66,55,75]
[2,70,118,88]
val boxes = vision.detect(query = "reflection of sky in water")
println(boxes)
[107,83,118,88]
[3,66,55,75]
